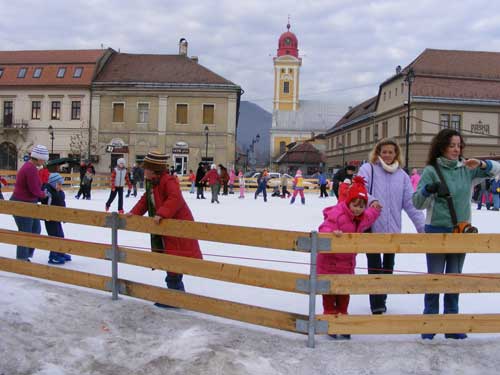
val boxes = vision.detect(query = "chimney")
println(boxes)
[396,65,402,74]
[179,38,188,56]
[190,56,199,63]
[348,106,353,111]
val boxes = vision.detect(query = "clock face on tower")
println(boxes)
[284,37,292,46]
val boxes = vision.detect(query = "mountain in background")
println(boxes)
[237,101,272,167]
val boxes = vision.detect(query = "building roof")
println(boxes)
[275,141,325,164]
[94,53,238,88]
[0,49,110,87]
[274,100,338,131]
[327,96,377,134]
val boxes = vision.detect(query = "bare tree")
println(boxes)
[69,122,99,160]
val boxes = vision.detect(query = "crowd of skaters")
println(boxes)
[4,130,500,341]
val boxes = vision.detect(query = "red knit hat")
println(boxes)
[346,176,368,204]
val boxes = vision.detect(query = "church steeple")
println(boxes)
[273,21,302,111]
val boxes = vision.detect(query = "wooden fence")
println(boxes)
[0,169,322,192]
[1,199,499,347]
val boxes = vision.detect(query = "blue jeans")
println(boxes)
[165,273,185,291]
[423,225,465,315]
[477,189,491,209]
[493,194,500,210]
[10,197,41,259]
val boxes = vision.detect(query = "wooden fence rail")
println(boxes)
[1,199,500,347]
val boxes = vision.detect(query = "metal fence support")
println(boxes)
[307,230,319,348]
[110,212,119,300]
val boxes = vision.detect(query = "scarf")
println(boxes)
[378,157,399,174]
[145,178,164,253]
[437,156,463,169]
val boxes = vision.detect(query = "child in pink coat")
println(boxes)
[317,176,381,339]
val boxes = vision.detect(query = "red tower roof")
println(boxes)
[277,22,299,58]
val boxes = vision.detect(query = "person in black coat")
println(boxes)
[195,162,207,199]
[332,165,356,198]
[42,173,71,265]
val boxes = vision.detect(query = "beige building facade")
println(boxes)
[326,49,500,170]
[0,49,112,170]
[92,42,241,174]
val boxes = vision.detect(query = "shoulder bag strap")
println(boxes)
[369,164,374,194]
[433,163,458,227]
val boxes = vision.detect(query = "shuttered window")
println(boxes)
[203,104,214,124]
[176,104,188,124]
[113,103,124,122]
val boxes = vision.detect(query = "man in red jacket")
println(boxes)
[127,150,202,308]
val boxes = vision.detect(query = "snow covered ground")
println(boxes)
[1,189,500,375]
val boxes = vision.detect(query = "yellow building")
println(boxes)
[270,23,335,165]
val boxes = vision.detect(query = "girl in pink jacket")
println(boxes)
[317,176,381,339]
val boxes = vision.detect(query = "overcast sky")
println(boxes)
[2,0,500,116]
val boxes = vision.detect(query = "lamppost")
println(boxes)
[245,134,260,171]
[48,125,55,158]
[404,68,415,172]
[204,125,209,161]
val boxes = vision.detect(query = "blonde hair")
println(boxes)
[368,138,403,165]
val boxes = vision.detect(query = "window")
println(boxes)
[279,141,286,154]
[382,121,388,138]
[341,134,345,146]
[176,104,188,124]
[401,82,404,93]
[357,129,362,144]
[73,67,83,78]
[0,68,3,78]
[113,103,124,122]
[32,101,41,120]
[395,87,398,96]
[71,101,81,120]
[365,127,370,142]
[17,67,27,78]
[3,101,13,126]
[33,67,43,78]
[440,114,450,129]
[51,101,61,120]
[202,104,214,124]
[283,81,290,94]
[451,114,461,131]
[388,90,391,99]
[137,103,149,123]
[373,124,379,141]
[281,68,285,73]
[347,132,351,146]
[383,92,386,101]
[56,67,66,78]
[399,116,406,136]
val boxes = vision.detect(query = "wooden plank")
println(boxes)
[0,200,308,251]
[0,256,109,291]
[123,279,305,333]
[0,200,108,227]
[0,228,308,293]
[121,247,309,293]
[0,228,108,260]
[317,313,500,334]
[318,232,500,253]
[319,273,500,294]
[123,214,308,251]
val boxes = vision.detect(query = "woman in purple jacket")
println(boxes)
[10,145,48,261]
[358,138,425,314]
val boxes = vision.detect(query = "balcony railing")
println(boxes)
[0,120,29,129]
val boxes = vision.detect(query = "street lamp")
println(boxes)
[404,68,415,172]
[245,133,260,171]
[204,125,209,161]
[48,125,55,158]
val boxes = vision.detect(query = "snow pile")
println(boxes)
[1,190,500,374]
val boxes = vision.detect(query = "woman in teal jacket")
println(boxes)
[413,128,500,340]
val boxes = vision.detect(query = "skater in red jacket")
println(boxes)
[127,151,203,308]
